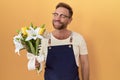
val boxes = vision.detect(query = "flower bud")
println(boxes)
[21,27,28,36]
[39,27,46,35]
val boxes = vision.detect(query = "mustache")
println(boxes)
[53,20,62,24]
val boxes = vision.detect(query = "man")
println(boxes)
[35,2,89,80]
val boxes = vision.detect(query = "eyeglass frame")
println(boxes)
[52,12,70,19]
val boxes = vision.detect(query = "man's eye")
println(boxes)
[61,15,66,18]
[53,13,58,16]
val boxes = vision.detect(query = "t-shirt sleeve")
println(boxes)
[79,36,88,55]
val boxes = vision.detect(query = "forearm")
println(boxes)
[79,55,89,80]
[81,63,89,80]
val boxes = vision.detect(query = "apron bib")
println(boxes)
[45,35,80,80]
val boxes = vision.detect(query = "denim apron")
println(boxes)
[45,36,80,80]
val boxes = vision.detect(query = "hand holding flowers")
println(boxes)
[13,23,46,73]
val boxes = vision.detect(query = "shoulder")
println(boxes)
[72,32,87,45]
[72,32,84,40]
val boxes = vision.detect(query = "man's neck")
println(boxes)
[52,29,72,40]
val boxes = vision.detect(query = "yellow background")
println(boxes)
[0,0,120,80]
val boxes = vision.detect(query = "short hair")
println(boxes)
[56,2,73,18]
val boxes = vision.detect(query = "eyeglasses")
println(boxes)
[52,13,70,18]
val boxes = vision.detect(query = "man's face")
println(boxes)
[52,7,72,30]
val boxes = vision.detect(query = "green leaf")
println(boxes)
[35,38,41,56]
[16,30,20,34]
[41,24,45,28]
[24,41,31,53]
[30,22,33,27]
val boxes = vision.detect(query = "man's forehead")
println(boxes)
[55,7,69,14]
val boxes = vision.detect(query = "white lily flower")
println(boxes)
[26,26,43,41]
[13,33,24,55]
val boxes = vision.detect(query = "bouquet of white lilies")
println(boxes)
[13,23,46,73]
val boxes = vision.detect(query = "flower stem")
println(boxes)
[28,41,35,54]
[35,38,40,56]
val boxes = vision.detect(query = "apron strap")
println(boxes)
[48,32,73,45]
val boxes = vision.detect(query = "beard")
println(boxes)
[52,20,67,30]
